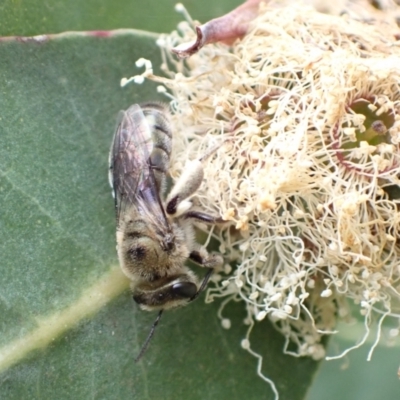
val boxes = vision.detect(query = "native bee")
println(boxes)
[109,102,223,358]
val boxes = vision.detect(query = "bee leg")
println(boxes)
[191,267,214,301]
[189,247,223,269]
[183,210,225,224]
[166,143,223,215]
[166,159,204,215]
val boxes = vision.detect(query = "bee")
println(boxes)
[109,102,223,359]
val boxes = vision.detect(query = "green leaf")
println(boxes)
[0,31,321,399]
[309,322,400,400]
[0,0,243,37]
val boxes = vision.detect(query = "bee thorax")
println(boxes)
[161,233,176,252]
[117,222,190,282]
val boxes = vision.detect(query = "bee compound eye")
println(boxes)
[171,282,197,299]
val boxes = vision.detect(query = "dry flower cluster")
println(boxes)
[126,0,400,386]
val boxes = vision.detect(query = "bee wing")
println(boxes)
[109,104,170,230]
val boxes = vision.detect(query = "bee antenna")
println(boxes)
[191,267,214,302]
[135,309,164,362]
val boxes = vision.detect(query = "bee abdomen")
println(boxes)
[141,102,172,138]
[141,102,173,192]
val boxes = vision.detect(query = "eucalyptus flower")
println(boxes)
[125,0,400,389]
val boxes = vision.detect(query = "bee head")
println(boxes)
[132,272,200,310]
[133,268,214,362]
